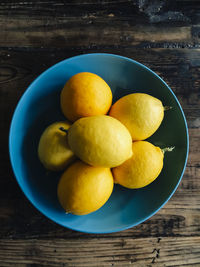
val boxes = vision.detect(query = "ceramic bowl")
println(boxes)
[9,53,189,233]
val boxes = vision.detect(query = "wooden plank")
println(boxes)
[0,237,200,266]
[1,48,200,104]
[0,18,193,48]
[0,1,200,48]
[0,0,199,24]
[0,185,199,240]
[0,161,199,240]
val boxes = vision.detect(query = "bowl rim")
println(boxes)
[9,53,189,234]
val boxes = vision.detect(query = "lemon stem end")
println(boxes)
[59,127,68,134]
[164,106,172,111]
[162,146,175,154]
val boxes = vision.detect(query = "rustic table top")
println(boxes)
[0,1,200,266]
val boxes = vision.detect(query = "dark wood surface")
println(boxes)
[0,1,200,266]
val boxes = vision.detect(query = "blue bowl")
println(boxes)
[9,53,189,233]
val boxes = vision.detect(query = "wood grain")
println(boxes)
[0,237,200,266]
[0,0,200,266]
[0,0,200,49]
[0,19,194,48]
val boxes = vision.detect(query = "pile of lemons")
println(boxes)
[38,72,171,215]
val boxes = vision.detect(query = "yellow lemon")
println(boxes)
[109,93,164,141]
[57,160,114,215]
[60,72,112,122]
[67,115,133,167]
[38,121,75,171]
[112,141,164,189]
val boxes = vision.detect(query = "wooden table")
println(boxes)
[1,1,200,266]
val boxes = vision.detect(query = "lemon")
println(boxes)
[38,121,75,171]
[57,160,114,215]
[112,141,164,189]
[60,72,112,122]
[67,115,133,167]
[109,93,164,141]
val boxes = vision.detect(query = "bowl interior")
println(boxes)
[9,54,188,233]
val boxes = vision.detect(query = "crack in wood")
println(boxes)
[151,248,160,263]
